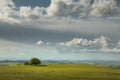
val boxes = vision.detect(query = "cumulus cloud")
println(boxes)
[36,40,53,46]
[57,36,120,53]
[91,0,117,16]
[46,0,118,18]
[0,0,21,23]
[0,0,119,24]
[19,6,45,20]
[0,0,46,23]
[58,36,112,48]
[46,0,91,17]
[36,40,44,45]
[36,36,120,53]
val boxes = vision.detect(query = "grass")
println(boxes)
[0,64,120,80]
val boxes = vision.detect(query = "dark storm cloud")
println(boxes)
[0,22,98,44]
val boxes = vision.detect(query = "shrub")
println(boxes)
[24,61,29,65]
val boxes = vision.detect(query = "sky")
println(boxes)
[0,0,120,61]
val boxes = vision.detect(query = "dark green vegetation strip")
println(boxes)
[0,64,120,80]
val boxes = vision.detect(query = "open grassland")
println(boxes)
[0,64,120,80]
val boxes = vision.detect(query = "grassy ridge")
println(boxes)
[0,64,120,80]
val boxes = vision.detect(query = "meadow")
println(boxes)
[0,64,120,80]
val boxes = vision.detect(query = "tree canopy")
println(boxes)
[24,58,41,66]
[29,58,41,65]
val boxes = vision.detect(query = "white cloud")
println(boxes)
[46,0,91,17]
[19,6,45,20]
[0,0,21,23]
[36,40,44,45]
[57,36,120,53]
[91,0,117,16]
[46,0,118,18]
[0,0,45,23]
[0,0,119,24]
[58,36,111,48]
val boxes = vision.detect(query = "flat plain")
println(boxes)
[0,64,120,80]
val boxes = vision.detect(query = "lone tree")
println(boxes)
[29,58,41,66]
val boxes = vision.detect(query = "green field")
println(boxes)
[0,64,120,80]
